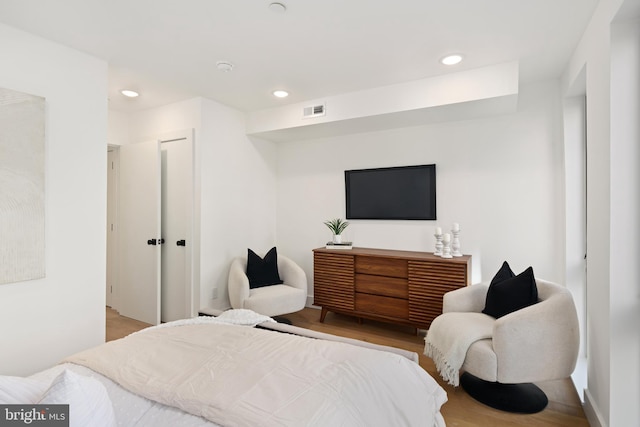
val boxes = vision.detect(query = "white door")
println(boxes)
[161,137,193,322]
[106,148,119,308]
[118,140,162,325]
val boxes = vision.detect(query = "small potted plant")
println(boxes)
[324,218,349,243]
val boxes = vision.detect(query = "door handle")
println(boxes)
[177,240,186,247]
[147,239,157,245]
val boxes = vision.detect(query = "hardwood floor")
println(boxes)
[106,306,589,426]
[106,306,152,342]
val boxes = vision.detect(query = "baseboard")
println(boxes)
[571,356,587,402]
[306,296,319,309]
[583,388,607,427]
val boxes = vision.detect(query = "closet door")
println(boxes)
[161,137,193,322]
[118,140,162,325]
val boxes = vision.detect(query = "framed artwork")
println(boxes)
[0,87,45,284]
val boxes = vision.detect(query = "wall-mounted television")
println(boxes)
[345,164,436,220]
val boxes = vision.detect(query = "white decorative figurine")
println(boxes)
[451,223,462,257]
[441,233,453,258]
[434,226,443,256]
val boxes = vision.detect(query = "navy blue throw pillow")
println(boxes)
[246,247,283,289]
[482,265,538,319]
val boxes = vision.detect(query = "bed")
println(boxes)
[5,310,447,427]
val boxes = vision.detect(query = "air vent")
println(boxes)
[303,103,325,118]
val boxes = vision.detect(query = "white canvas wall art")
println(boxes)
[0,87,45,284]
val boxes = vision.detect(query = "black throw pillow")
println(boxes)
[482,265,538,319]
[246,247,283,289]
[490,261,515,286]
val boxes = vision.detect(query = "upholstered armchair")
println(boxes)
[228,254,307,318]
[429,279,580,413]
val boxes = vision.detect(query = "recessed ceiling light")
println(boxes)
[273,90,289,98]
[216,61,234,72]
[121,89,139,98]
[269,2,287,13]
[441,54,463,65]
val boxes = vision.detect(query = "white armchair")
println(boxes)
[228,255,307,317]
[436,279,580,413]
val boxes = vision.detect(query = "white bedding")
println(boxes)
[31,363,219,427]
[32,316,447,427]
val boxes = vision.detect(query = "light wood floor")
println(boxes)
[106,307,589,427]
[106,306,152,342]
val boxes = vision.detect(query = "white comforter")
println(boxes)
[65,322,447,427]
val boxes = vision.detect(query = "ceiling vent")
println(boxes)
[303,103,325,118]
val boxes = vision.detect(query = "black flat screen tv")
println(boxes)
[345,164,436,220]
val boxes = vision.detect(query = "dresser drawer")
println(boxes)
[314,251,354,311]
[355,293,409,320]
[355,256,407,278]
[355,274,408,299]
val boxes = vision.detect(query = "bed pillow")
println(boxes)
[482,265,538,319]
[38,370,116,427]
[246,247,283,289]
[0,376,48,404]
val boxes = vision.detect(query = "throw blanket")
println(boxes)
[66,323,447,427]
[424,312,494,386]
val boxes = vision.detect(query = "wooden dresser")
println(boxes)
[313,247,471,329]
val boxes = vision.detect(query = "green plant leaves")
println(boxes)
[323,218,349,234]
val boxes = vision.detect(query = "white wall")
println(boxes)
[0,24,108,375]
[107,110,130,147]
[114,97,278,312]
[199,99,278,310]
[562,0,640,426]
[127,98,203,143]
[609,14,640,427]
[276,80,565,300]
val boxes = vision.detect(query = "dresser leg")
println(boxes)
[320,307,328,322]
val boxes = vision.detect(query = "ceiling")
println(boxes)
[0,0,599,113]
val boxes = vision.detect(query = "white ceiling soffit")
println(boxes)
[246,62,519,142]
